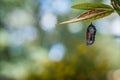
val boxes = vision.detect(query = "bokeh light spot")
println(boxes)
[111,17,120,35]
[41,13,57,32]
[48,43,66,62]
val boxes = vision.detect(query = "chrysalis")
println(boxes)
[86,23,96,46]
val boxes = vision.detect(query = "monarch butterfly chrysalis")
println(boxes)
[86,23,96,46]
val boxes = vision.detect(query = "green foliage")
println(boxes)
[0,0,119,80]
[72,3,113,10]
[60,1,120,24]
[111,0,120,15]
[0,0,26,19]
[25,45,109,80]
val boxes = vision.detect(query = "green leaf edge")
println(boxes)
[72,3,114,10]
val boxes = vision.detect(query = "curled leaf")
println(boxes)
[59,9,114,24]
[72,3,113,10]
[111,0,120,15]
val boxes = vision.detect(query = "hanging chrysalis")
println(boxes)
[86,23,96,46]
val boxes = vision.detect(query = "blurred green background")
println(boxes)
[0,0,120,80]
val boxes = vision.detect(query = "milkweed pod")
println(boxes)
[86,23,96,46]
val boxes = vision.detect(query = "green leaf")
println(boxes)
[59,9,114,24]
[72,3,113,10]
[111,0,120,16]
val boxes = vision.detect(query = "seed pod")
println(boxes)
[86,23,96,46]
[59,9,114,24]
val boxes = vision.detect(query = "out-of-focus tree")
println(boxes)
[0,0,120,80]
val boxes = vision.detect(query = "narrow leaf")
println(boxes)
[72,3,113,10]
[59,10,114,24]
